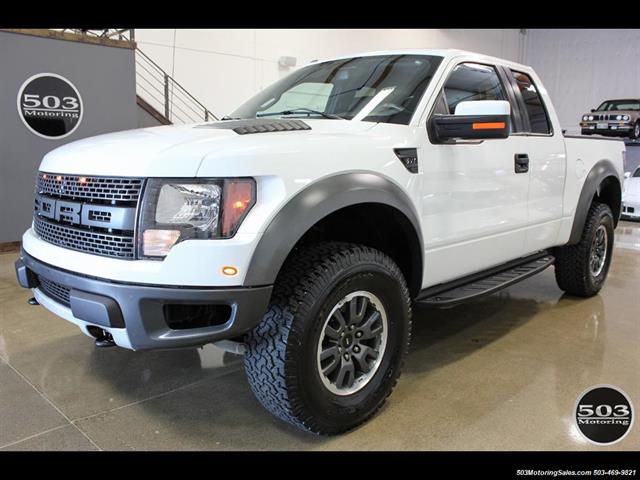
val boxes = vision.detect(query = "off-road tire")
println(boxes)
[243,242,412,435]
[554,202,614,297]
[631,121,640,140]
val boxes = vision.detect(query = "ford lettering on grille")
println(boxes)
[34,195,136,230]
[33,173,143,259]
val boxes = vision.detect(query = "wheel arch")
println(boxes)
[568,159,622,245]
[243,172,424,297]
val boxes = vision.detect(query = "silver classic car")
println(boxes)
[580,99,640,139]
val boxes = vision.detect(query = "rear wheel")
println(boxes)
[554,202,614,297]
[243,242,411,435]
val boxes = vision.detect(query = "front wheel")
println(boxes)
[630,121,640,140]
[243,242,412,435]
[554,202,614,297]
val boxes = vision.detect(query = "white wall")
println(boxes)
[135,29,523,119]
[524,29,640,134]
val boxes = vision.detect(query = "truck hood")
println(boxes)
[40,120,378,177]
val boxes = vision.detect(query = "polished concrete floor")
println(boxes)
[1,223,639,451]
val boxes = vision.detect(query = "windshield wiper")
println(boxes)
[256,108,345,120]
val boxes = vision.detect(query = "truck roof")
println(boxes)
[313,49,532,72]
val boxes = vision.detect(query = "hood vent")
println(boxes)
[199,118,311,135]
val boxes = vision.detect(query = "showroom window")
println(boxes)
[510,71,552,134]
[441,62,508,114]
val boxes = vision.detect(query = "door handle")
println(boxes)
[515,153,529,173]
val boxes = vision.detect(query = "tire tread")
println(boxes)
[554,201,613,297]
[244,241,411,434]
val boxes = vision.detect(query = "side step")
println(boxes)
[417,253,555,307]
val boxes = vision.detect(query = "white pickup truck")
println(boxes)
[15,49,624,435]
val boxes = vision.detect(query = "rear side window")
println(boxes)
[442,62,507,114]
[511,71,551,134]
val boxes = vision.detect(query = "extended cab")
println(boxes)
[15,50,624,435]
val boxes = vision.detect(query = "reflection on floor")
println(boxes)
[615,220,640,251]
[0,222,638,450]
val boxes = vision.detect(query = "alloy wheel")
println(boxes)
[316,291,388,396]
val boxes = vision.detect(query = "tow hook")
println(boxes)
[94,330,116,348]
[27,297,39,305]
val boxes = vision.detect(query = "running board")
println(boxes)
[417,253,555,307]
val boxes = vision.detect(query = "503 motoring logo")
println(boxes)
[17,73,83,139]
[575,385,634,445]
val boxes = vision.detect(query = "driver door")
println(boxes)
[419,61,530,287]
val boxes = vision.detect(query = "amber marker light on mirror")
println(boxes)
[143,229,181,257]
[472,122,505,130]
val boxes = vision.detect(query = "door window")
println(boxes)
[510,71,552,134]
[441,63,508,114]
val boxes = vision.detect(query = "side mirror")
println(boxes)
[624,171,631,179]
[431,100,510,142]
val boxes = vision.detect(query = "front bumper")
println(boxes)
[15,250,273,350]
[621,199,640,220]
[581,123,633,137]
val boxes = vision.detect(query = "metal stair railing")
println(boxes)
[51,29,217,124]
[56,28,135,42]
[135,48,217,124]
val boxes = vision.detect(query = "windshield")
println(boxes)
[634,168,640,178]
[229,54,443,125]
[596,100,640,111]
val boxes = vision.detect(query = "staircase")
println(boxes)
[135,48,217,125]
[56,29,217,125]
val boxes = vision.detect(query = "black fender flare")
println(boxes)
[242,172,424,287]
[568,159,621,245]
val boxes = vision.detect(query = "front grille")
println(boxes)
[34,216,135,259]
[33,172,142,259]
[37,275,71,306]
[37,173,143,204]
[593,114,627,121]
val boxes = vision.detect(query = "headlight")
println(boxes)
[139,178,256,258]
[582,115,588,121]
[588,115,594,121]
[624,115,630,121]
[616,115,622,120]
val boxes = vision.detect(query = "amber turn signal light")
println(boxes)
[221,179,255,237]
[472,122,505,130]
